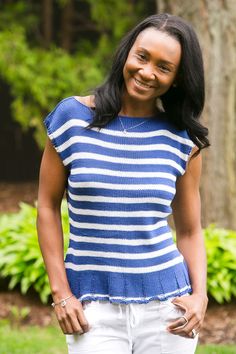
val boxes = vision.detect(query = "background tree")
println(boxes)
[157,0,236,229]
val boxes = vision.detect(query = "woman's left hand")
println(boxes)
[167,293,208,338]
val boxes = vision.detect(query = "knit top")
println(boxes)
[44,96,194,304]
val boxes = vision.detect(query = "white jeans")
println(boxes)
[66,299,198,354]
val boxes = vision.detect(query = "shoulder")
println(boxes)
[74,95,95,109]
[48,96,94,116]
[44,96,94,128]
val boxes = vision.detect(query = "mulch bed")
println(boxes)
[0,182,38,213]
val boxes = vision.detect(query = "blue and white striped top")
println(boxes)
[44,96,194,304]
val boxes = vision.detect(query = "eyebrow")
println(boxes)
[136,47,177,67]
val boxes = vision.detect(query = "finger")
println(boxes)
[68,314,84,334]
[167,315,189,331]
[77,308,90,333]
[171,299,187,311]
[62,317,74,334]
[170,318,200,338]
[56,310,68,334]
[58,320,67,334]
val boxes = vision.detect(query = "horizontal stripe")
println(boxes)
[68,180,175,194]
[56,136,189,160]
[66,244,176,260]
[79,285,191,301]
[100,127,194,146]
[68,203,169,218]
[63,152,185,174]
[50,117,193,146]
[69,217,167,232]
[69,237,173,253]
[65,255,184,273]
[68,191,172,205]
[69,231,171,246]
[48,118,87,139]
[70,167,176,181]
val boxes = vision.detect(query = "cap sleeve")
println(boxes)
[44,99,72,167]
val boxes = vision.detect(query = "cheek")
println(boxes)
[158,73,176,88]
[123,59,138,78]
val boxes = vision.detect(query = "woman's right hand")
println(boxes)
[53,295,90,335]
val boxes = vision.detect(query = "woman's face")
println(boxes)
[122,27,181,106]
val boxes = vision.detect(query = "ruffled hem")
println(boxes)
[77,288,192,305]
[66,262,192,305]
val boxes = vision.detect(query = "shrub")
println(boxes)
[0,201,69,303]
[0,205,236,304]
[204,225,236,303]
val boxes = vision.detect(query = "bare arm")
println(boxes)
[37,138,89,334]
[167,148,208,337]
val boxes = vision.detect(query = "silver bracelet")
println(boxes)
[51,294,74,308]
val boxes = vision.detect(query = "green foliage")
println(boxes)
[204,225,236,303]
[9,306,31,327]
[0,27,103,148]
[0,1,39,35]
[0,201,69,304]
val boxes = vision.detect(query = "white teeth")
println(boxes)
[134,78,152,88]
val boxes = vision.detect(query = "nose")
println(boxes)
[139,65,156,81]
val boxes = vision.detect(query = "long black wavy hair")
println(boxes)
[87,13,209,151]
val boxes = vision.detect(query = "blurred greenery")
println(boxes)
[0,319,67,354]
[0,0,153,148]
[196,345,236,354]
[0,201,69,304]
[0,201,236,305]
[205,226,236,303]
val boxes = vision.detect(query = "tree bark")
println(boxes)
[42,0,53,48]
[61,0,75,52]
[157,0,236,229]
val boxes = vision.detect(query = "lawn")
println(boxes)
[0,320,67,354]
[0,320,235,354]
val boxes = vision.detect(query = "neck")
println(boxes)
[120,92,158,118]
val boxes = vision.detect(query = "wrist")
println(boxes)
[192,291,208,300]
[51,286,73,302]
[51,294,75,308]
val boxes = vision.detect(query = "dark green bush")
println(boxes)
[0,204,235,304]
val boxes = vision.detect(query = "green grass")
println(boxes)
[196,345,236,354]
[0,320,235,354]
[0,320,67,354]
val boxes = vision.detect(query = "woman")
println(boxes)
[37,13,209,354]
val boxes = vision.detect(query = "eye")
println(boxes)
[136,53,147,61]
[158,65,171,73]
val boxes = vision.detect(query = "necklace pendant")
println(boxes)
[123,129,127,134]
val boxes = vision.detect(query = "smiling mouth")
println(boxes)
[134,78,155,89]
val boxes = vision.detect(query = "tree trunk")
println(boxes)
[157,0,236,229]
[61,0,75,52]
[42,0,53,48]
